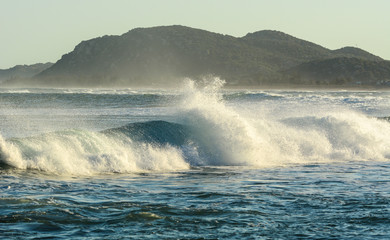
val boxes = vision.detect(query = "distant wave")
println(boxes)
[3,89,31,94]
[2,78,390,175]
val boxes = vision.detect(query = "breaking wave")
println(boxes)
[1,78,390,175]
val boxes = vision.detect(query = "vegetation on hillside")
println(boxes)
[2,26,388,88]
[284,57,390,86]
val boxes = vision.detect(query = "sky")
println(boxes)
[1,0,389,69]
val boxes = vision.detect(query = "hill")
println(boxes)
[3,25,388,87]
[283,57,390,86]
[0,63,53,84]
[241,30,333,69]
[333,47,382,61]
[36,26,279,86]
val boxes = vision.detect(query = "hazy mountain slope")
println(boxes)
[36,26,279,86]
[332,47,382,61]
[241,30,333,69]
[284,57,390,86]
[3,25,386,87]
[0,63,53,83]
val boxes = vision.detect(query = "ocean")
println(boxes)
[1,79,390,239]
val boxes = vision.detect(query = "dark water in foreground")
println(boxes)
[2,163,390,239]
[1,82,390,239]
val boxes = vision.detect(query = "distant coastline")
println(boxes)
[1,25,389,88]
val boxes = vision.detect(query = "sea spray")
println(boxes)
[278,112,390,161]
[0,130,189,175]
[177,78,390,165]
[178,78,280,166]
[240,101,390,163]
[0,134,25,169]
[2,79,390,175]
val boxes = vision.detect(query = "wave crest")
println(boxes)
[0,128,189,175]
[2,78,390,175]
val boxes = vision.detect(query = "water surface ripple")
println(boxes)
[1,162,390,239]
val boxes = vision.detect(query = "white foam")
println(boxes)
[177,78,390,166]
[0,130,189,175]
[2,78,390,174]
[6,89,31,94]
[178,78,280,167]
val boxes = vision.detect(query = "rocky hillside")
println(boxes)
[4,25,388,87]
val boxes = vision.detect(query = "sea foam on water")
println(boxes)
[177,78,390,166]
[0,130,189,175]
[178,78,279,167]
[1,78,390,175]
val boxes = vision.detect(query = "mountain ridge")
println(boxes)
[2,25,389,87]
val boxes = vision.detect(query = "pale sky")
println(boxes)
[1,0,389,69]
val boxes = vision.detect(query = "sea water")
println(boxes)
[1,79,390,239]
